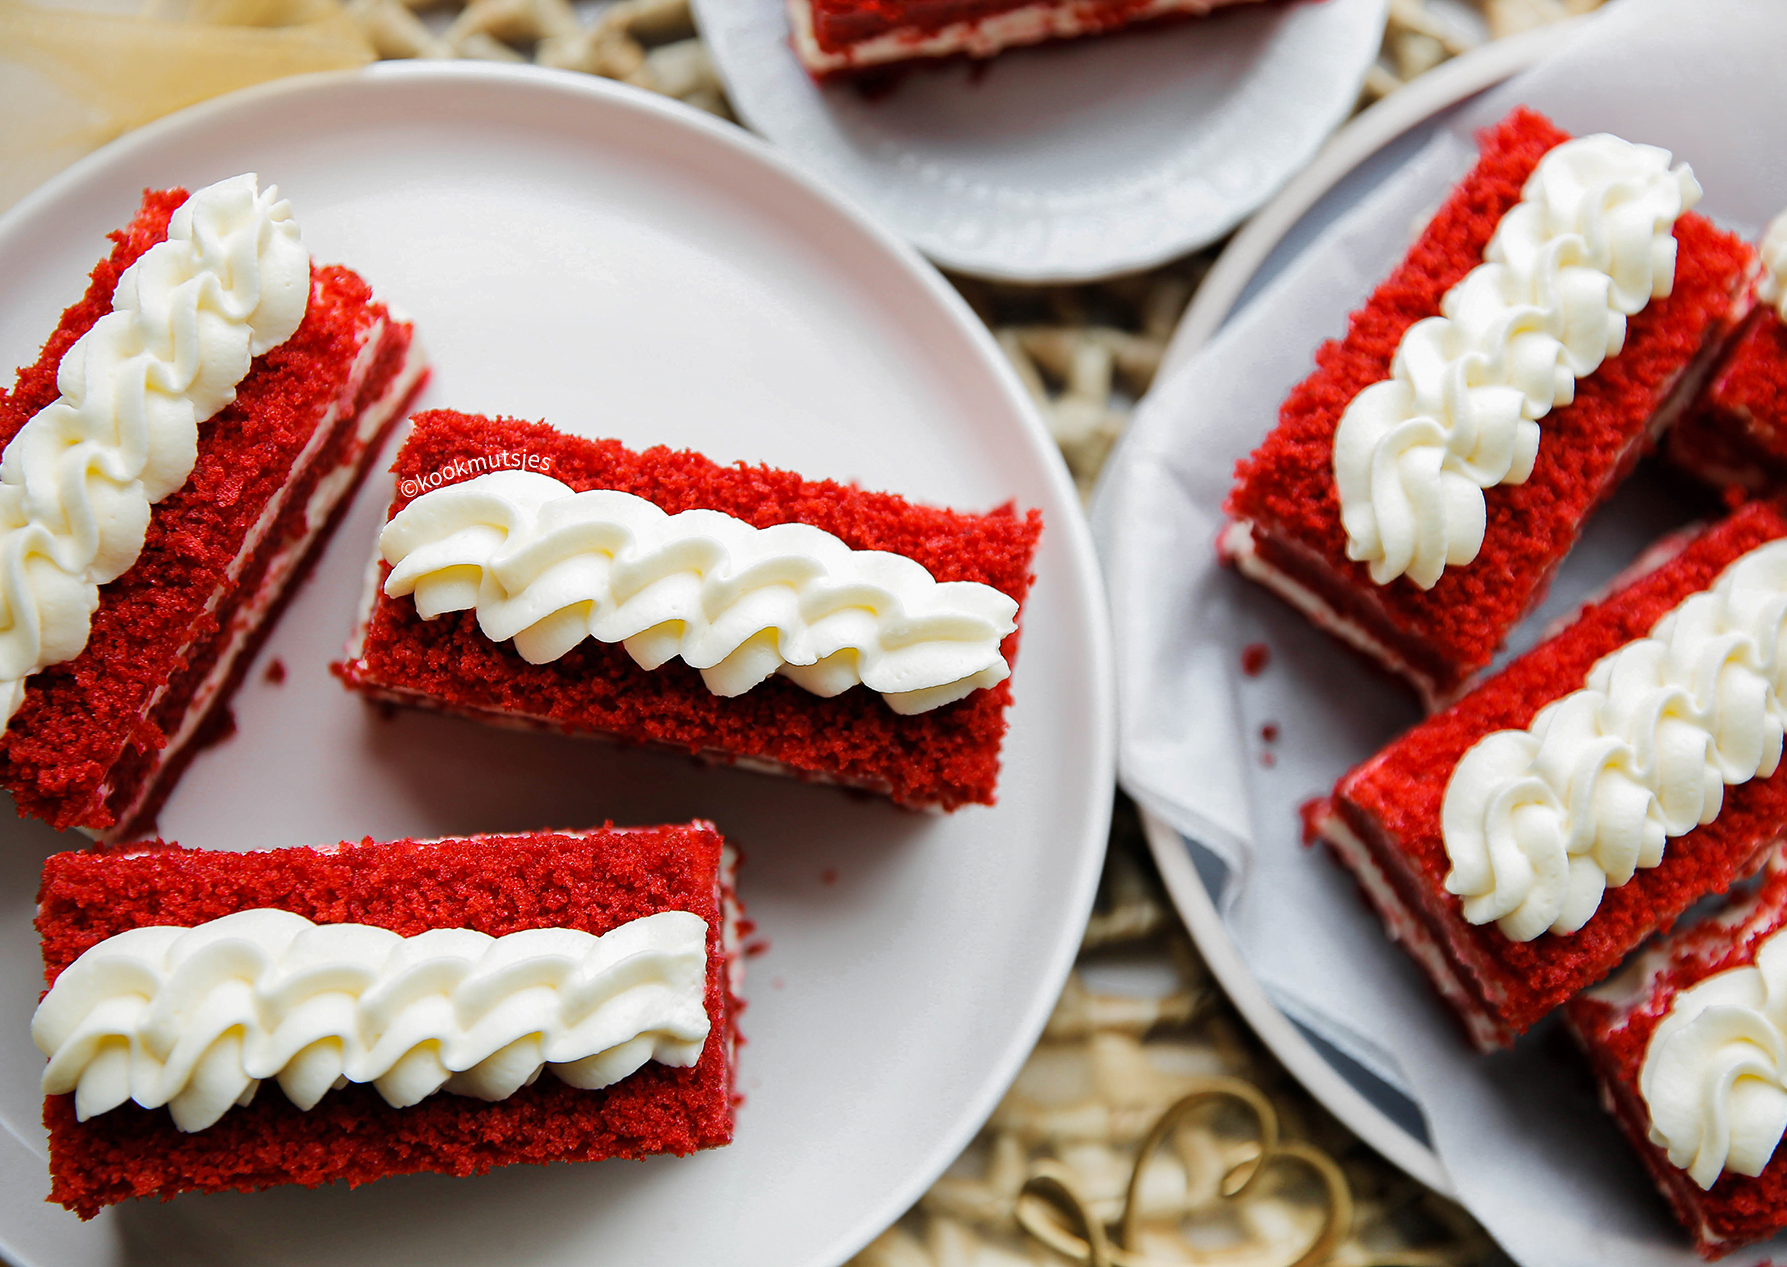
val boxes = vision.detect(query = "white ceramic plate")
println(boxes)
[0,63,1114,1267]
[1098,3,1787,1261]
[693,0,1387,282]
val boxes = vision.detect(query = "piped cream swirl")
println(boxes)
[0,174,309,723]
[380,469,1019,715]
[1441,538,1787,942]
[1757,210,1787,323]
[1332,134,1700,589]
[1642,930,1787,1189]
[32,907,711,1132]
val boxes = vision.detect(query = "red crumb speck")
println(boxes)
[771,976,785,990]
[263,658,287,684]
[1241,643,1270,677]
[743,939,771,958]
[1299,797,1328,846]
[1261,723,1280,742]
[820,868,838,885]
[1259,751,1277,768]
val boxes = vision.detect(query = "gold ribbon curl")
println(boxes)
[1016,1075,1454,1267]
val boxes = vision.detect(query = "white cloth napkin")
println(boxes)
[1092,1,1787,1262]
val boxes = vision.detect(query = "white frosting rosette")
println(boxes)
[1332,134,1700,590]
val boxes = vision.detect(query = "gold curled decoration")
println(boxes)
[1015,1074,1438,1267]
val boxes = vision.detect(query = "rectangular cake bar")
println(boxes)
[337,409,1042,811]
[0,186,427,841]
[1224,108,1751,709]
[1313,501,1787,1050]
[36,823,741,1218]
[1567,849,1787,1258]
[788,0,1263,76]
[1667,306,1787,495]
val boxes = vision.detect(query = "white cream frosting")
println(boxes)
[1642,930,1787,1189]
[1441,538,1787,942]
[0,174,309,724]
[1757,210,1787,323]
[1332,134,1700,589]
[380,469,1019,715]
[32,907,711,1132]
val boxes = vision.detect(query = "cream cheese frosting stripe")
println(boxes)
[1331,134,1701,590]
[1641,929,1787,1189]
[379,469,1019,715]
[33,908,711,1132]
[1441,538,1787,942]
[0,174,309,724]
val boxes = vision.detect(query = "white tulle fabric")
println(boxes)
[380,469,1019,715]
[1642,930,1787,1189]
[0,174,309,724]
[32,908,711,1132]
[1441,538,1787,942]
[1331,134,1700,589]
[1757,210,1787,322]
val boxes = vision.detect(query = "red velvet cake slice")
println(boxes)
[1224,107,1752,709]
[0,177,427,841]
[1312,501,1787,1050]
[337,409,1042,811]
[33,823,741,1218]
[788,0,1262,75]
[1667,211,1787,496]
[1567,848,1787,1259]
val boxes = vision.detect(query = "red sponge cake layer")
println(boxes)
[790,0,1263,75]
[1314,502,1787,1050]
[1224,108,1752,709]
[1567,850,1787,1258]
[0,188,427,840]
[1667,307,1787,496]
[36,825,741,1219]
[338,409,1042,811]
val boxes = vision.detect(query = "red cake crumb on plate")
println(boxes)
[336,409,1042,811]
[35,824,741,1219]
[0,187,428,842]
[1312,501,1787,1050]
[787,0,1265,75]
[1223,107,1752,710]
[1567,849,1787,1259]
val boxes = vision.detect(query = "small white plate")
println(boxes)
[0,63,1114,1267]
[693,0,1387,282]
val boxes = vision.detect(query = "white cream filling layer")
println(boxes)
[95,329,427,840]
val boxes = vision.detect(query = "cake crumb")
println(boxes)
[1259,751,1276,769]
[743,938,771,958]
[264,658,287,684]
[820,867,839,885]
[1298,797,1327,846]
[1261,722,1279,742]
[1240,643,1270,676]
